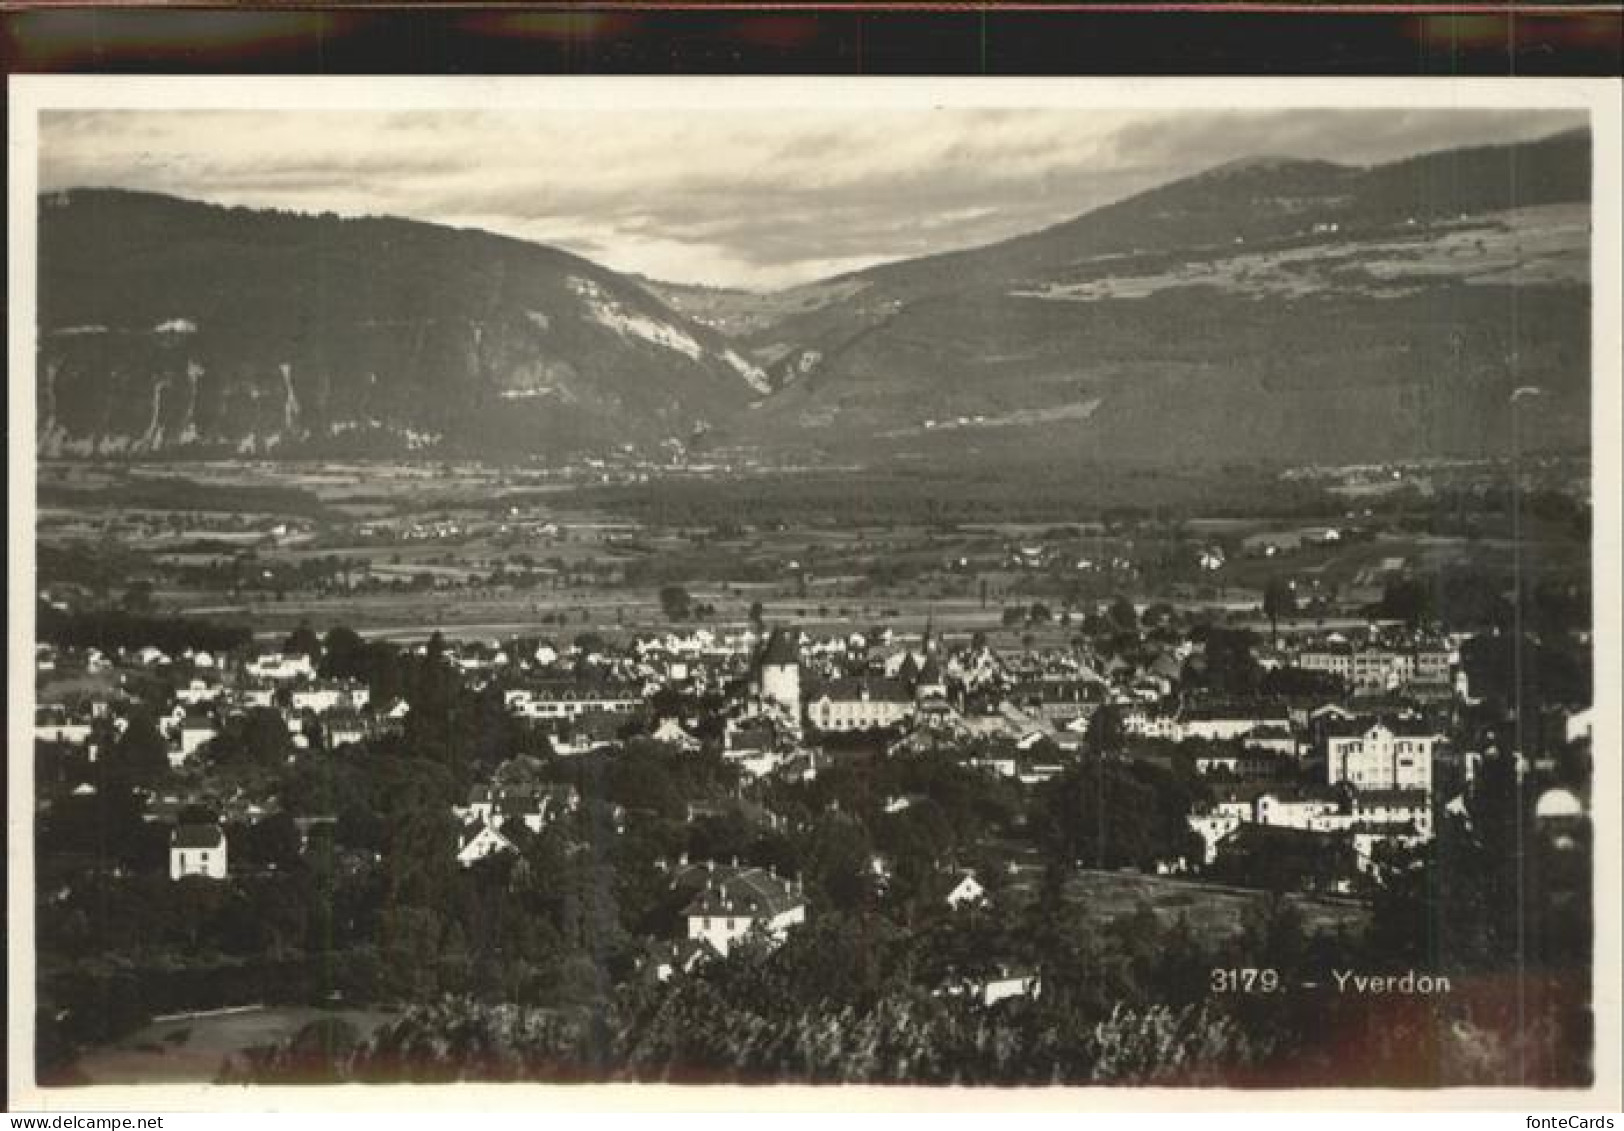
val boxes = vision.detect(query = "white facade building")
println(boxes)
[946,873,987,908]
[682,865,807,957]
[456,822,517,867]
[246,652,315,682]
[1324,721,1439,793]
[170,824,228,880]
[806,678,915,732]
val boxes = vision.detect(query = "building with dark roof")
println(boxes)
[169,822,227,881]
[806,677,915,732]
[1322,717,1442,793]
[676,863,807,956]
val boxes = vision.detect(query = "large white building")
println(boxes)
[1177,710,1293,744]
[291,681,371,715]
[1296,642,1453,694]
[1323,718,1441,792]
[503,684,642,720]
[806,677,915,732]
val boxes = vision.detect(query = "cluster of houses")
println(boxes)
[35,641,403,771]
[35,605,1587,920]
[452,771,584,865]
[474,621,1503,896]
[34,640,413,883]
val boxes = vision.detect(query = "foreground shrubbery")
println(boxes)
[226,994,1270,1086]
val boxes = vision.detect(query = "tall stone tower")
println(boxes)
[755,627,803,728]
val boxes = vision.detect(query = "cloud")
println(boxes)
[39,106,1584,289]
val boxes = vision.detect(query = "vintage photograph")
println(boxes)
[8,77,1618,1099]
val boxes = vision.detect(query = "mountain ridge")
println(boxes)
[36,127,1592,464]
[37,187,770,459]
[729,128,1591,463]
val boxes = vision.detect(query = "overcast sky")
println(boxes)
[40,107,1583,290]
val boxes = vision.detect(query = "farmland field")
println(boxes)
[34,454,1588,646]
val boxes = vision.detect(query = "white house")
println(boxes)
[1122,708,1180,740]
[945,872,986,909]
[34,705,93,747]
[682,865,807,957]
[245,652,315,682]
[942,969,1041,1007]
[979,971,1040,1007]
[1188,813,1244,864]
[1178,710,1292,743]
[170,823,228,880]
[650,717,700,751]
[456,821,517,867]
[175,678,223,706]
[291,682,371,715]
[178,712,219,757]
[1255,790,1344,832]
[457,782,579,833]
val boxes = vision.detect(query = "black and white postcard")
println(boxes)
[7,75,1620,1110]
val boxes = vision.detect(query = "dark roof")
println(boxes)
[171,823,224,849]
[1222,822,1342,851]
[759,628,800,667]
[677,865,803,919]
[523,682,642,701]
[482,782,578,818]
[1182,704,1290,722]
[1353,788,1430,809]
[1211,782,1337,807]
[1323,715,1443,739]
[809,676,912,704]
[726,718,780,750]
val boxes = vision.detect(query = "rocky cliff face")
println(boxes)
[37,189,768,458]
[37,128,1593,467]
